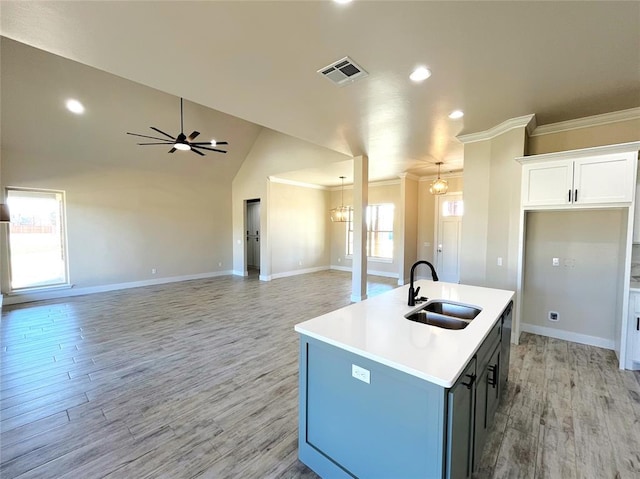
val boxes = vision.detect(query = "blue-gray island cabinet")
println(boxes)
[294,281,514,479]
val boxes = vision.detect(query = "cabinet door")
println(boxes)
[521,160,573,207]
[631,294,640,363]
[499,302,513,396]
[474,343,501,471]
[633,314,640,363]
[447,358,476,479]
[485,345,501,427]
[573,153,636,205]
[634,182,640,244]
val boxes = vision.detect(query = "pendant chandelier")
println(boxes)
[429,162,449,195]
[330,176,351,222]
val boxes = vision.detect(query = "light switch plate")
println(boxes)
[352,364,370,384]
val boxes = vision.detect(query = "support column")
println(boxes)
[351,155,368,302]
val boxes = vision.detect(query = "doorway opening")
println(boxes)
[6,188,69,290]
[245,199,261,276]
[435,192,463,283]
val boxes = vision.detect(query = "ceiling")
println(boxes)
[1,1,639,186]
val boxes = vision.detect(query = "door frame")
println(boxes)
[243,198,261,276]
[434,191,463,283]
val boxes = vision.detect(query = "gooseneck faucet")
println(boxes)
[408,260,439,306]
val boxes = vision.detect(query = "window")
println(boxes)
[441,198,464,217]
[6,188,68,290]
[346,204,394,260]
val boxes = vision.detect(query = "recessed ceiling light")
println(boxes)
[334,0,352,4]
[65,99,85,114]
[410,66,431,82]
[449,110,464,119]
[210,139,217,147]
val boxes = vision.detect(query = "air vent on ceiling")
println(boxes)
[318,56,368,86]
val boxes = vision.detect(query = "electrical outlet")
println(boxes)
[218,262,222,267]
[352,364,370,384]
[548,311,559,322]
[552,257,560,267]
[151,268,157,274]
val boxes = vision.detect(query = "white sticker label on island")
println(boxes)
[352,364,370,384]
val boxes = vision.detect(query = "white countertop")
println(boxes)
[294,280,514,388]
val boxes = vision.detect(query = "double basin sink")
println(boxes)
[405,300,481,330]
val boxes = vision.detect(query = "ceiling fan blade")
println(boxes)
[136,142,173,145]
[150,127,176,140]
[191,147,205,156]
[169,147,177,153]
[192,145,227,153]
[127,132,174,142]
[191,141,228,146]
[188,131,200,141]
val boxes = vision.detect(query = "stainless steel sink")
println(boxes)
[405,300,482,330]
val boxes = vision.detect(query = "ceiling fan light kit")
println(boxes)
[127,98,228,156]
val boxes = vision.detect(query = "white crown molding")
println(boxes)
[457,114,537,144]
[330,178,401,191]
[516,140,640,164]
[531,107,640,137]
[418,172,464,182]
[398,173,421,181]
[268,176,328,190]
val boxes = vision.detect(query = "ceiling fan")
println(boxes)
[127,98,228,156]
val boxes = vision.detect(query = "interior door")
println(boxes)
[436,193,463,283]
[246,200,260,270]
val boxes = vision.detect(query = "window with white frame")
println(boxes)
[346,203,394,260]
[6,188,69,290]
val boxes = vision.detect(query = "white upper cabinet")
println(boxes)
[520,148,638,209]
[521,160,573,207]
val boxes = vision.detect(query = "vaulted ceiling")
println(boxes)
[1,1,639,185]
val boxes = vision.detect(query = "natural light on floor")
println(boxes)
[7,189,68,290]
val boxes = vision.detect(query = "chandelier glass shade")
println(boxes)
[429,162,449,195]
[330,176,351,222]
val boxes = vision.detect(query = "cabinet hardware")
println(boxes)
[462,373,476,389]
[637,316,639,331]
[568,189,572,202]
[488,365,498,388]
[574,189,578,202]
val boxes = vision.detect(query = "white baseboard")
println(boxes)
[330,265,399,279]
[3,271,233,305]
[233,270,248,277]
[270,266,329,280]
[521,323,615,350]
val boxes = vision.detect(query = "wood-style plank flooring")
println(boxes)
[1,271,639,478]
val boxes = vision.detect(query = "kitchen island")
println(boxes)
[295,280,514,479]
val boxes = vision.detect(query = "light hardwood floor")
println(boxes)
[1,271,639,478]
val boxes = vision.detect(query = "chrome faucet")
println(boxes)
[408,260,439,306]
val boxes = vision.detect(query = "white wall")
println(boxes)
[522,210,627,347]
[329,181,401,278]
[231,128,350,278]
[0,38,262,296]
[269,181,330,276]
[460,127,527,290]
